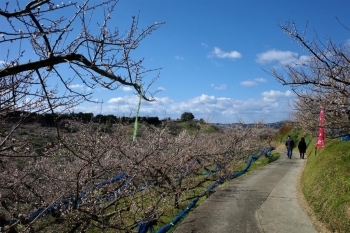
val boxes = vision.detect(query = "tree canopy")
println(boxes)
[0,0,164,119]
[181,112,195,121]
[268,21,350,136]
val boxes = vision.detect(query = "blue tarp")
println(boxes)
[17,173,127,224]
[156,197,199,233]
[339,133,350,141]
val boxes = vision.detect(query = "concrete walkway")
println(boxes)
[173,152,317,233]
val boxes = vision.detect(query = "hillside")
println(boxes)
[300,138,350,232]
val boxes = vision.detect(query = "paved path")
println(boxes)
[173,152,317,233]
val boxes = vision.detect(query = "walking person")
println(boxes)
[298,137,307,159]
[285,135,295,159]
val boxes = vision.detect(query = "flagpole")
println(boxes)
[316,107,325,150]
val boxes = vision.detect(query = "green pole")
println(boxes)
[132,89,142,143]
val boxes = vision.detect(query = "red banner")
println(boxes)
[316,107,325,148]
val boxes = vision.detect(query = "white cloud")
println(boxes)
[153,96,173,104]
[108,97,126,104]
[255,78,267,83]
[209,47,242,59]
[201,43,208,49]
[175,55,184,60]
[0,60,11,66]
[69,84,84,90]
[84,91,295,123]
[240,80,256,87]
[262,90,294,102]
[108,95,150,105]
[240,78,267,87]
[256,49,302,65]
[211,84,227,90]
[122,86,133,92]
[190,94,217,105]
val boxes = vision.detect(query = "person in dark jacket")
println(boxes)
[298,137,307,159]
[285,135,295,159]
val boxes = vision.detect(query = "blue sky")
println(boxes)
[2,0,350,123]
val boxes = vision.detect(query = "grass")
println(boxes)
[248,151,280,169]
[300,138,350,232]
[162,120,220,135]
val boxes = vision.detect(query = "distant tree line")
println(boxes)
[1,111,162,126]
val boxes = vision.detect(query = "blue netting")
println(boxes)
[16,173,127,224]
[138,221,152,233]
[80,173,126,198]
[339,133,350,141]
[156,197,199,233]
[138,211,158,233]
[203,164,222,175]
